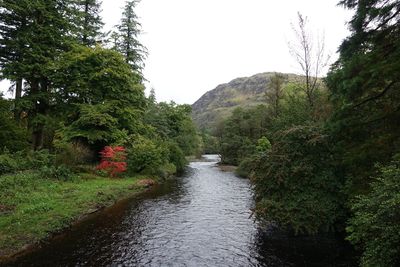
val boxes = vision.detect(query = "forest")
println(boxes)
[0,0,200,258]
[0,0,399,266]
[214,1,400,266]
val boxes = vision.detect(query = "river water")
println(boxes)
[8,155,356,266]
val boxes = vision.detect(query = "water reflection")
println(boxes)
[7,155,356,266]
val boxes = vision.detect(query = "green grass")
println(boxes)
[0,171,151,258]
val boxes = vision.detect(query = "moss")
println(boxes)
[0,171,151,258]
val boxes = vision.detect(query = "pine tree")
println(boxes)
[0,0,72,149]
[0,1,29,121]
[70,0,104,46]
[116,0,147,73]
[266,73,286,118]
[326,0,400,185]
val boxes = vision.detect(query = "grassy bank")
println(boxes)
[0,171,155,260]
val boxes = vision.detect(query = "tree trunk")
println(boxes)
[30,79,49,150]
[14,78,22,122]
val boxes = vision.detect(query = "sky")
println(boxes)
[0,0,353,104]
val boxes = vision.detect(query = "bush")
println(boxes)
[253,124,345,234]
[25,150,55,169]
[55,141,94,168]
[346,155,400,267]
[167,142,187,175]
[96,146,127,177]
[0,153,18,175]
[0,150,56,176]
[0,97,29,152]
[156,163,177,179]
[39,165,75,181]
[126,136,167,175]
[236,155,260,178]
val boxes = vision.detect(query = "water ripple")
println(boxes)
[8,154,356,267]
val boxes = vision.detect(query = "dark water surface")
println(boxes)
[8,155,356,266]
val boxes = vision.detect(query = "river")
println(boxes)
[8,155,356,266]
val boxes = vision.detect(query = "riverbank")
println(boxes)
[0,171,157,262]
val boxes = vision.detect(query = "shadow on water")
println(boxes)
[253,227,358,267]
[6,155,357,267]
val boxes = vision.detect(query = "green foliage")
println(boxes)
[192,72,303,130]
[235,136,271,178]
[156,163,177,179]
[0,153,18,175]
[54,141,94,168]
[267,82,315,133]
[199,130,219,154]
[126,135,167,175]
[114,0,147,72]
[253,125,344,234]
[346,156,400,267]
[167,142,187,175]
[52,45,145,107]
[256,136,271,153]
[70,0,104,46]
[326,0,400,193]
[0,0,200,257]
[61,102,129,146]
[324,2,400,263]
[0,0,74,150]
[0,149,57,176]
[145,101,200,156]
[0,170,144,256]
[265,73,286,118]
[39,165,75,182]
[52,45,146,149]
[217,105,269,165]
[0,97,28,151]
[24,150,55,170]
[235,154,260,178]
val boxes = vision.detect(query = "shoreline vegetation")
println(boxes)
[0,0,202,263]
[0,171,164,263]
[0,0,399,266]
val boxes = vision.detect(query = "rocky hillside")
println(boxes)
[192,72,300,129]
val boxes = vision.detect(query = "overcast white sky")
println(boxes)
[0,0,353,104]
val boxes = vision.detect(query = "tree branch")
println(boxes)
[352,80,397,109]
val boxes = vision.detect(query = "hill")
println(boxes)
[191,72,300,129]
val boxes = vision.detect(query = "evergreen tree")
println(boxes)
[0,0,72,150]
[326,0,400,190]
[326,1,400,265]
[116,0,147,73]
[51,45,146,150]
[70,0,104,46]
[0,1,29,121]
[266,73,286,118]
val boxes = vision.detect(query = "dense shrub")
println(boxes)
[217,106,269,165]
[96,146,127,177]
[0,97,28,152]
[24,150,55,169]
[126,136,167,175]
[236,155,260,178]
[54,141,94,167]
[39,165,75,181]
[0,153,18,175]
[346,155,400,267]
[235,137,271,178]
[0,150,59,176]
[253,125,345,234]
[167,142,187,175]
[156,163,177,179]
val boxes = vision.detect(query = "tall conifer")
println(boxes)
[116,0,147,73]
[70,0,104,46]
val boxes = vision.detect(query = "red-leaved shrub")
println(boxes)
[96,146,127,177]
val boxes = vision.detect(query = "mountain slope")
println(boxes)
[192,72,299,129]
